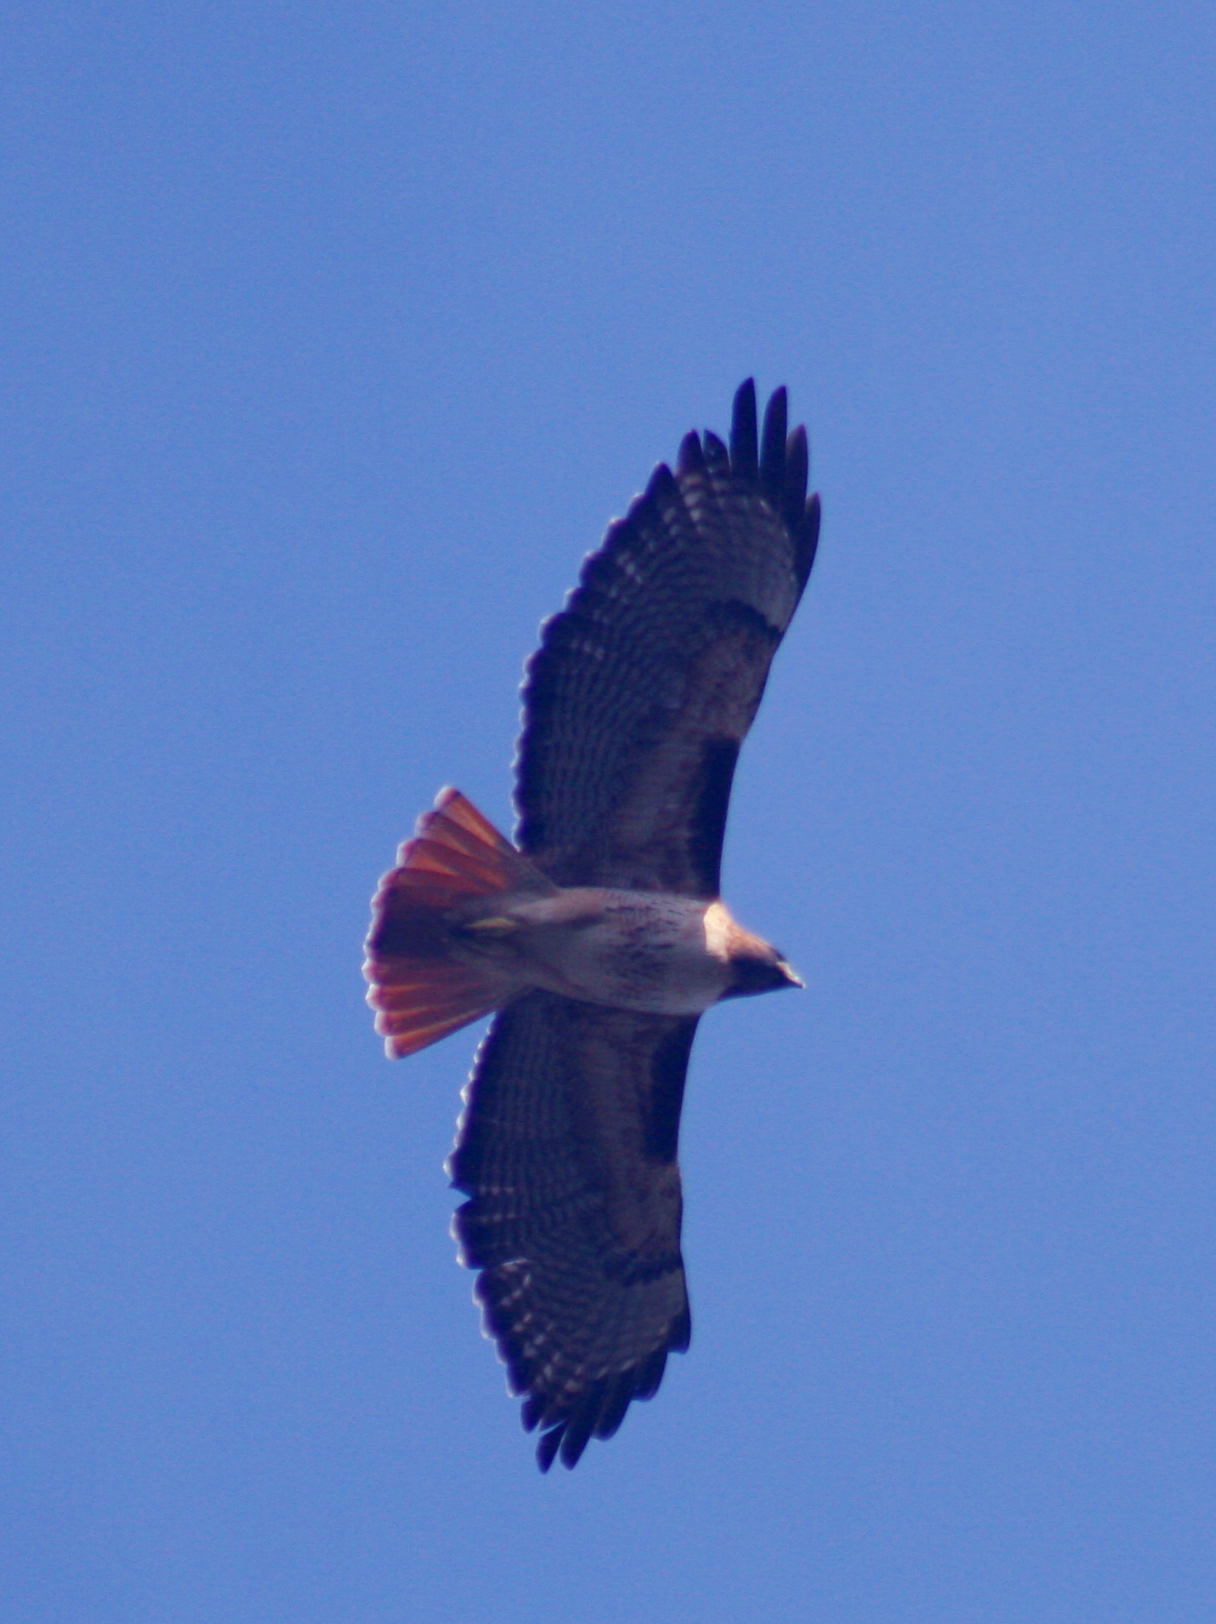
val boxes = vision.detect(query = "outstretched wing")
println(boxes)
[448,991,697,1471]
[516,380,821,896]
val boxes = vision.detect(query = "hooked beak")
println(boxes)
[776,958,803,989]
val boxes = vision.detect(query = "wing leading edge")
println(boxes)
[515,380,821,896]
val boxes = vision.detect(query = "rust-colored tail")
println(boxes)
[364,788,551,1058]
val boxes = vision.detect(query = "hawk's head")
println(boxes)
[719,946,802,1000]
[703,901,802,1001]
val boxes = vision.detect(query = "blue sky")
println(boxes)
[2,3,1213,1620]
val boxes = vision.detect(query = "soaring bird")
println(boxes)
[365,380,821,1470]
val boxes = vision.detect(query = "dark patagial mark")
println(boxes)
[645,1017,699,1163]
[687,734,741,897]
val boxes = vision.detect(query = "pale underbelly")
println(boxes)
[505,891,729,1015]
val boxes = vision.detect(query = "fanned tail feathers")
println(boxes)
[364,788,551,1058]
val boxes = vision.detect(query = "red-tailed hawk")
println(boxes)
[365,380,821,1470]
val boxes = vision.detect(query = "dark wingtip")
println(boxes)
[647,461,678,505]
[795,492,822,588]
[521,1392,548,1434]
[730,378,758,478]
[593,1372,637,1441]
[536,1424,563,1473]
[703,430,729,470]
[634,1345,670,1402]
[558,1403,598,1469]
[760,386,788,496]
[677,430,705,475]
[783,425,808,534]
